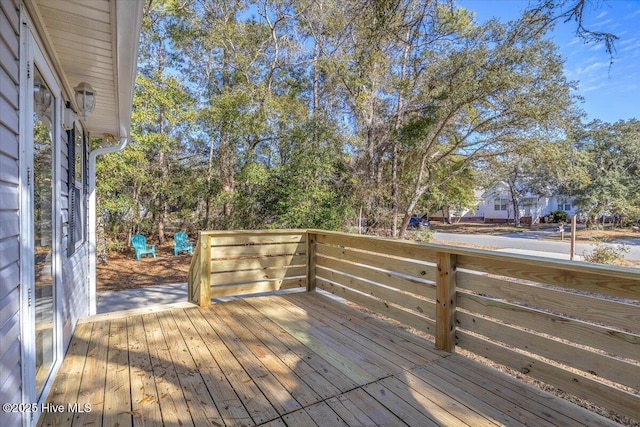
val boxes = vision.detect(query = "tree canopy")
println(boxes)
[95,0,637,248]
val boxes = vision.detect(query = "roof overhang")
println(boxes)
[26,0,142,138]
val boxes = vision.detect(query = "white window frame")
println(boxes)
[19,14,64,426]
[67,121,86,255]
[558,197,572,211]
[494,198,509,211]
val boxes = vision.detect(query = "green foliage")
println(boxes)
[572,119,640,226]
[405,227,433,243]
[548,210,568,223]
[583,242,630,265]
[94,0,631,248]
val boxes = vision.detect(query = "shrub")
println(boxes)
[406,227,433,242]
[583,242,629,265]
[548,210,568,223]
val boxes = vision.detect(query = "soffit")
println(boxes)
[32,0,142,138]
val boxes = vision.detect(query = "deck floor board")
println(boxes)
[39,291,620,427]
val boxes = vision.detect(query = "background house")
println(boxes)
[0,1,142,425]
[481,182,578,224]
[429,182,578,224]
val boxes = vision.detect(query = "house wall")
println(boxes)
[60,128,91,346]
[0,0,23,425]
[0,1,92,424]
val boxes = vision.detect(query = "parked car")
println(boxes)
[408,217,430,229]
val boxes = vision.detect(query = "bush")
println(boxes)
[406,227,433,242]
[548,210,568,223]
[583,242,629,265]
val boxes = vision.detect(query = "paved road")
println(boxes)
[432,230,640,261]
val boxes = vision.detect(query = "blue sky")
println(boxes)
[458,0,640,123]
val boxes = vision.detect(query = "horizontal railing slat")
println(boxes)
[456,311,640,391]
[209,278,305,298]
[209,242,306,258]
[457,330,640,420]
[316,265,435,319]
[457,253,639,301]
[457,271,640,334]
[210,233,306,247]
[210,254,307,273]
[457,292,640,361]
[211,266,307,286]
[316,243,438,283]
[314,231,439,263]
[316,250,436,301]
[316,277,436,337]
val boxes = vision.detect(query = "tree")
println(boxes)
[479,136,589,226]
[573,119,640,226]
[394,6,576,237]
[528,0,618,58]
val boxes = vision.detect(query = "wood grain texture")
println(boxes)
[41,292,622,426]
[436,252,456,352]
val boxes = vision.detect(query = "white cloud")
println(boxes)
[591,18,613,29]
[620,42,640,53]
[573,61,610,76]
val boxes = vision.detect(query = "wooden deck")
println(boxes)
[40,291,620,427]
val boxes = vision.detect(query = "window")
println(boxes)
[558,198,571,211]
[67,122,86,256]
[494,198,509,211]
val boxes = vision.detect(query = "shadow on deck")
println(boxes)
[39,291,618,427]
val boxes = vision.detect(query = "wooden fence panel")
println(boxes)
[316,278,436,336]
[456,311,640,391]
[202,231,308,299]
[457,330,640,420]
[457,292,639,361]
[457,271,640,333]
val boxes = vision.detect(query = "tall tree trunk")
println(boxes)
[399,152,431,238]
[220,129,234,217]
[157,112,167,245]
[204,136,216,229]
[508,179,520,227]
[391,30,411,237]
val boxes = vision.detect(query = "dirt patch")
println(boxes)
[97,245,192,292]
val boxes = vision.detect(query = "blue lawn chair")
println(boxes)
[131,234,156,260]
[173,231,193,256]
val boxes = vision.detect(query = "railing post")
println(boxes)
[198,234,211,307]
[306,231,316,292]
[436,251,457,352]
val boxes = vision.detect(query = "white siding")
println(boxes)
[0,0,22,424]
[59,125,91,347]
[60,248,89,343]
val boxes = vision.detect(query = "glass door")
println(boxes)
[32,66,56,397]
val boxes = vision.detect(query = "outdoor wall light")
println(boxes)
[74,82,96,118]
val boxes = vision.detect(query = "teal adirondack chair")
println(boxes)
[131,234,156,260]
[173,231,193,256]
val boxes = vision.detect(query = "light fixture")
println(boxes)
[34,76,52,117]
[74,82,96,118]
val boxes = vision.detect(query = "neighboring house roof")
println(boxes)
[25,0,143,138]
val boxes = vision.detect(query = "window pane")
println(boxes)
[33,68,55,396]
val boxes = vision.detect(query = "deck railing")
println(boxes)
[188,230,308,303]
[188,229,640,420]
